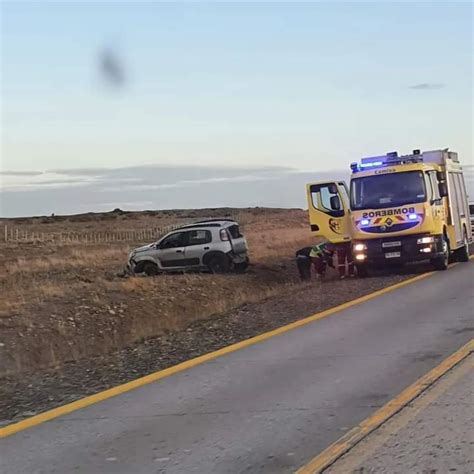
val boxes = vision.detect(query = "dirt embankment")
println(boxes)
[0,269,420,424]
[0,208,312,377]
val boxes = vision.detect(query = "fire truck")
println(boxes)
[307,149,472,276]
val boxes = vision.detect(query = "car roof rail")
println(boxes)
[193,218,238,225]
[178,223,222,229]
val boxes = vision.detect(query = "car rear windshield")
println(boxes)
[227,225,242,239]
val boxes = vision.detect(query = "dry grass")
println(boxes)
[34,281,66,299]
[8,246,130,275]
[0,209,315,376]
[247,226,313,260]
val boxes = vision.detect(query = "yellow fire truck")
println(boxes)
[307,149,472,276]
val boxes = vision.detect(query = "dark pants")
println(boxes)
[335,242,354,277]
[312,255,327,276]
[296,256,312,280]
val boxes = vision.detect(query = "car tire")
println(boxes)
[208,254,230,274]
[431,235,449,270]
[457,231,470,262]
[143,261,159,276]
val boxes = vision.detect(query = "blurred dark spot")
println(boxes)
[99,47,126,88]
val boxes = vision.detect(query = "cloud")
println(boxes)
[0,170,44,176]
[0,164,348,217]
[408,83,445,90]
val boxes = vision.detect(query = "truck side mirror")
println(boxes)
[330,195,341,211]
[439,182,448,198]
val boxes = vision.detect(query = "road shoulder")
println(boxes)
[326,351,474,473]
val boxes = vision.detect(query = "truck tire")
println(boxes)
[356,264,369,278]
[431,235,449,271]
[143,261,159,276]
[456,232,470,262]
[208,254,230,274]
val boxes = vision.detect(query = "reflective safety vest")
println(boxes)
[310,242,330,258]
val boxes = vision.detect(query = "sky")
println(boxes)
[1,1,473,216]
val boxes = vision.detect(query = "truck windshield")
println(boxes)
[351,171,426,210]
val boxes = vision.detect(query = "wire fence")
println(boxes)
[2,212,253,245]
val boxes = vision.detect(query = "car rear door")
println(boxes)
[182,230,213,266]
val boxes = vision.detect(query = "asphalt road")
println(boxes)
[1,261,473,474]
[327,353,474,473]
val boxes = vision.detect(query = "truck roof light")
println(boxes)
[360,161,383,168]
[413,149,421,155]
[387,151,398,158]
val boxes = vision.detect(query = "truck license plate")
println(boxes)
[382,241,401,248]
[385,251,401,259]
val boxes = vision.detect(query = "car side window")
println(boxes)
[185,230,212,246]
[160,232,185,249]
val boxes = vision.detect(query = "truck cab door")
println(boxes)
[306,181,351,243]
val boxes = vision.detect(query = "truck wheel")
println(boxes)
[143,261,159,276]
[356,264,369,278]
[456,232,470,262]
[431,236,449,270]
[208,255,230,274]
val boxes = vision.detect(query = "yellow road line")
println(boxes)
[2,260,471,439]
[296,338,474,474]
[329,354,474,473]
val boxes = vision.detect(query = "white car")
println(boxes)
[127,219,249,275]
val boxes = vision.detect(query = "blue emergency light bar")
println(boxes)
[351,150,423,173]
[359,161,383,168]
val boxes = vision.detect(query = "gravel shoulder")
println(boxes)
[327,353,474,474]
[0,266,424,426]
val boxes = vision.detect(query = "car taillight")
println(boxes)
[220,229,229,241]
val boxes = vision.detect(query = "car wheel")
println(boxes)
[208,255,230,274]
[143,261,159,276]
[457,231,470,262]
[431,235,449,270]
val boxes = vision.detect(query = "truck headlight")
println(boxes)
[353,243,367,252]
[417,236,435,244]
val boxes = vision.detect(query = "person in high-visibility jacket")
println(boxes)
[309,241,335,277]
